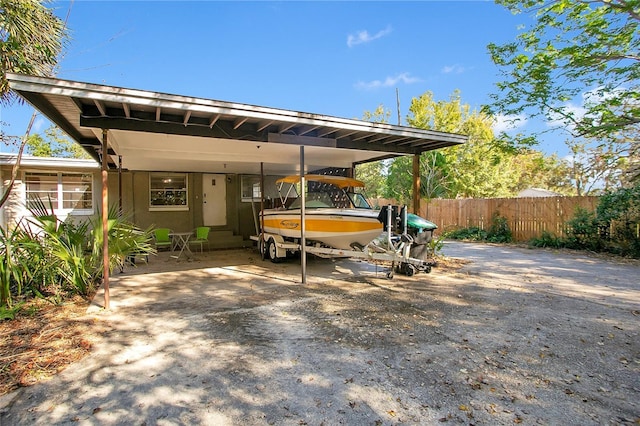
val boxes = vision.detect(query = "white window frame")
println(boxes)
[24,171,95,215]
[149,172,189,211]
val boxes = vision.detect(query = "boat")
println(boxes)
[259,174,384,250]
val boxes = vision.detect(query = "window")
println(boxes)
[241,175,261,202]
[25,172,94,213]
[150,173,188,211]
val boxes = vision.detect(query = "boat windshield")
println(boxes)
[287,191,372,210]
[288,192,335,209]
[349,192,372,209]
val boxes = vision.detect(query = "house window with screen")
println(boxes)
[25,172,94,214]
[149,173,188,211]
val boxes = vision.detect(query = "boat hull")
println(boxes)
[261,208,383,250]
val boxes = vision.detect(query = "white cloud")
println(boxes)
[493,114,527,133]
[355,72,421,90]
[347,25,392,48]
[441,64,466,74]
[33,117,46,133]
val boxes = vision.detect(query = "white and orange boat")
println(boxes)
[259,175,383,251]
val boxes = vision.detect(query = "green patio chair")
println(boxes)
[189,226,210,252]
[154,228,173,251]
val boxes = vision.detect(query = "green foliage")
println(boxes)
[0,223,37,307]
[565,207,601,250]
[595,183,640,255]
[0,0,68,104]
[487,213,513,243]
[89,204,156,278]
[426,234,445,257]
[0,198,156,309]
[444,213,513,243]
[361,104,391,124]
[0,302,24,320]
[444,227,488,242]
[27,197,94,295]
[488,0,639,140]
[26,126,92,159]
[388,90,571,200]
[530,231,564,248]
[360,89,584,200]
[528,184,640,257]
[355,160,387,198]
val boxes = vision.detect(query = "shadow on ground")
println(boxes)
[0,243,638,425]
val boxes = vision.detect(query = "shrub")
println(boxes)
[1,199,155,309]
[487,213,513,243]
[445,227,488,241]
[529,230,564,248]
[565,207,601,251]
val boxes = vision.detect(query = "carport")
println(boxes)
[7,73,467,308]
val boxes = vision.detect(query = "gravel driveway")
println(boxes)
[1,242,638,425]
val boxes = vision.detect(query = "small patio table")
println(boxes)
[169,232,195,261]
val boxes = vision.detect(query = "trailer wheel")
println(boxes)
[267,239,280,263]
[403,264,416,277]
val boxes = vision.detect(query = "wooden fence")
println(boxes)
[371,196,600,242]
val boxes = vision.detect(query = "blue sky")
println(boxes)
[1,1,567,156]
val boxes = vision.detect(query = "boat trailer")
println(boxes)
[250,205,436,278]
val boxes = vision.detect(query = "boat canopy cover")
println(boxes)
[276,174,365,189]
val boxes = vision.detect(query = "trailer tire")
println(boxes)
[267,239,280,263]
[404,264,416,277]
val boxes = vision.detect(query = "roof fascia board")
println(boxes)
[7,73,468,145]
[0,153,99,169]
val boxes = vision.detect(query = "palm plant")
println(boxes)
[89,205,156,279]
[27,197,94,295]
[0,222,38,307]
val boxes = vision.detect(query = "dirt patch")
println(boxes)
[0,296,95,396]
[0,244,638,425]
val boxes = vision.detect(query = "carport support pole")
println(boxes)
[300,146,307,284]
[412,154,421,215]
[260,162,265,261]
[118,155,123,214]
[102,129,110,310]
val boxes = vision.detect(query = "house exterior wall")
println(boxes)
[1,156,287,248]
[108,170,251,243]
[1,162,99,229]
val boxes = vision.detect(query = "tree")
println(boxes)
[356,105,391,200]
[26,125,91,159]
[0,0,68,208]
[565,137,629,195]
[361,104,391,124]
[487,0,639,140]
[1,0,68,104]
[404,90,521,199]
[360,91,576,202]
[510,150,574,195]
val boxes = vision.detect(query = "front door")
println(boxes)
[202,174,227,226]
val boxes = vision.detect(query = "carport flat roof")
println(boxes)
[7,73,467,175]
